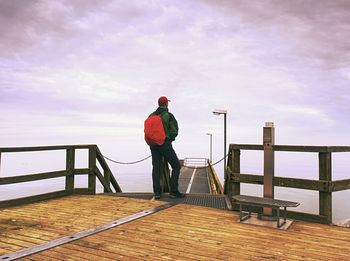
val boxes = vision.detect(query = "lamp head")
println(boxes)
[213,109,227,115]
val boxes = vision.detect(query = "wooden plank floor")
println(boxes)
[0,195,349,260]
[0,195,164,257]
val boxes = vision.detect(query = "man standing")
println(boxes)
[148,96,184,200]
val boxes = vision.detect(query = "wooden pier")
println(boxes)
[0,195,349,260]
[1,144,350,260]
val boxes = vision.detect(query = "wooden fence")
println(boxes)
[227,144,350,224]
[0,145,121,208]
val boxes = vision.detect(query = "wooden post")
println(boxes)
[232,149,241,196]
[225,147,233,195]
[88,146,97,195]
[104,169,111,193]
[65,148,75,193]
[263,123,275,217]
[319,152,332,224]
[225,146,234,194]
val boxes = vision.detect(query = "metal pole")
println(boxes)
[209,134,213,163]
[212,109,228,192]
[206,133,213,163]
[224,113,227,175]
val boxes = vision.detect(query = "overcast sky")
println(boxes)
[1,0,350,175]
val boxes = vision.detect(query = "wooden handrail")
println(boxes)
[0,144,122,207]
[332,179,350,192]
[0,144,94,153]
[230,173,331,192]
[228,143,350,224]
[95,146,121,192]
[230,143,350,152]
[0,170,68,185]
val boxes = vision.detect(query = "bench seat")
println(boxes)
[232,195,300,227]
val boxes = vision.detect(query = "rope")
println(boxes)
[103,153,228,168]
[103,155,151,165]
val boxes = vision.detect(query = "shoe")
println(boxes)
[154,194,161,200]
[169,191,185,198]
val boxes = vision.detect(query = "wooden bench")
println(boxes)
[232,195,300,227]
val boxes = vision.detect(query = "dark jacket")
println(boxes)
[152,106,179,143]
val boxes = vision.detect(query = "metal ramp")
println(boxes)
[178,166,211,194]
[107,157,228,209]
[108,193,231,210]
[179,158,216,194]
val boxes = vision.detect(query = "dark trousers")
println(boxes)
[150,143,181,194]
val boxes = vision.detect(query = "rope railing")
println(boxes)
[103,153,228,168]
[103,155,152,165]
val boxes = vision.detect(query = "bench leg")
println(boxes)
[239,204,251,222]
[239,204,243,221]
[277,207,287,228]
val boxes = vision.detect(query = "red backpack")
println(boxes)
[144,114,166,146]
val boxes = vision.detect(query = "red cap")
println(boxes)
[158,96,170,105]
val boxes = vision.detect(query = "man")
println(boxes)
[149,96,184,200]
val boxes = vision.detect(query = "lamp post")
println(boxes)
[213,109,227,192]
[206,133,213,163]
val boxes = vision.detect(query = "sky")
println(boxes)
[1,0,350,178]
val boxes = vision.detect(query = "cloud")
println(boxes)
[201,0,350,68]
[1,0,349,151]
[0,0,125,62]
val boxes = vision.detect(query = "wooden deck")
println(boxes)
[0,195,349,260]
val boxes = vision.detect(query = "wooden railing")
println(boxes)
[227,144,350,224]
[0,144,121,208]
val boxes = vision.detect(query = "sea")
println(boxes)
[1,149,349,226]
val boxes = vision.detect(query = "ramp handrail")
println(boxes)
[207,159,224,194]
[184,157,207,168]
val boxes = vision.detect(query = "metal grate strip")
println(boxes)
[0,202,176,261]
[183,195,229,210]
